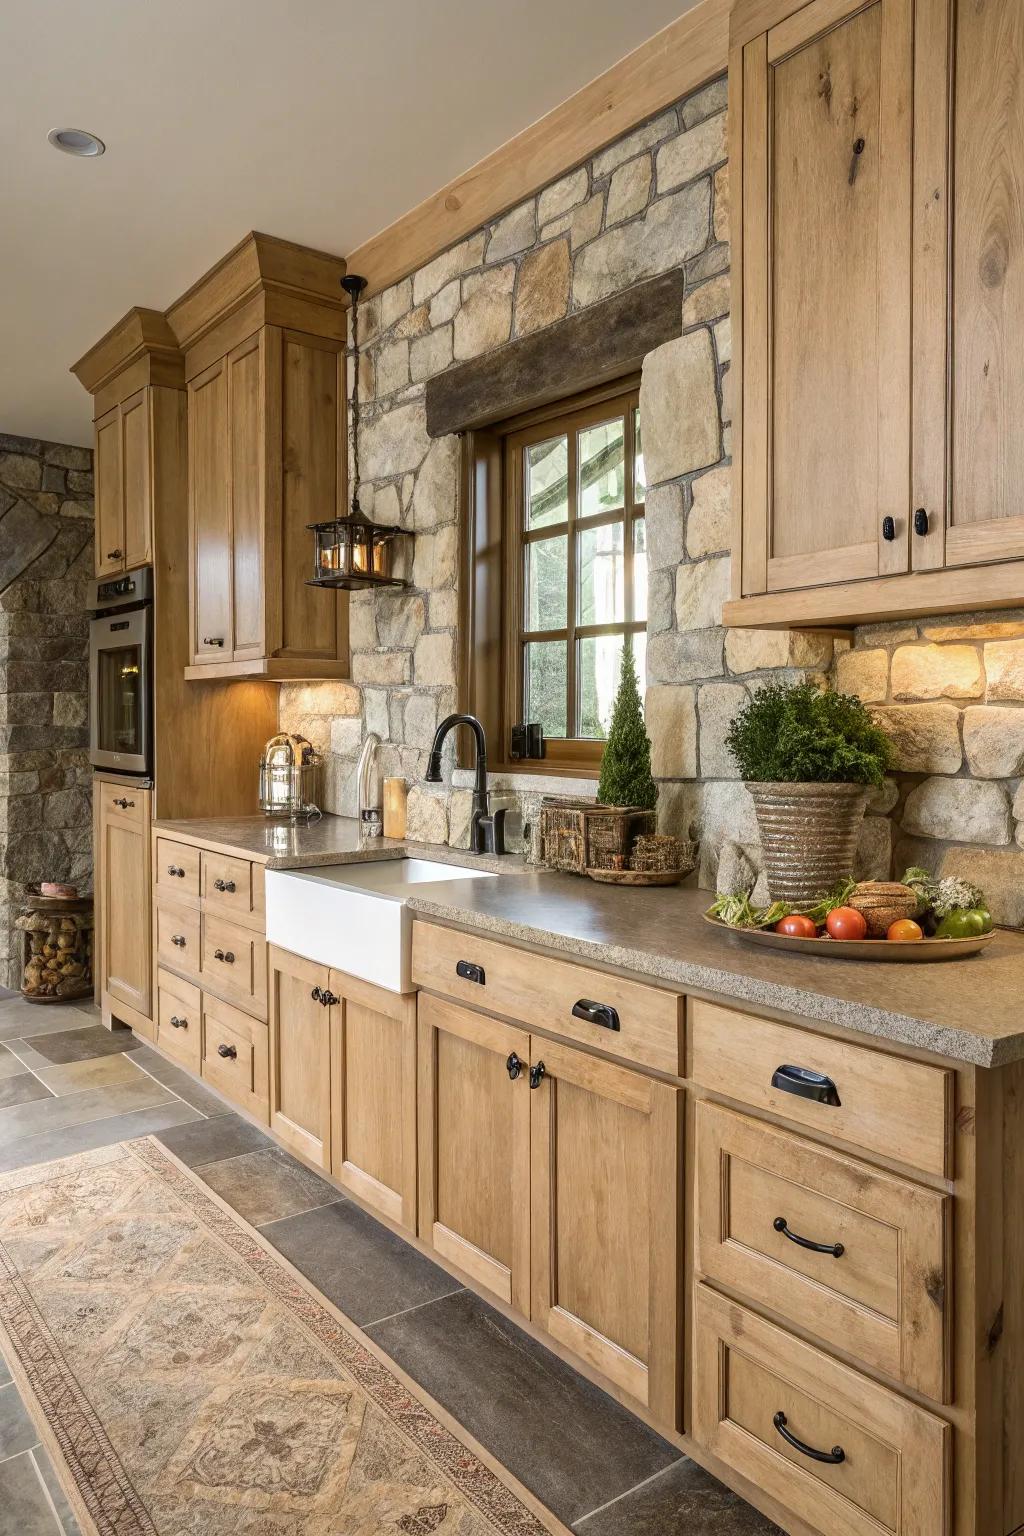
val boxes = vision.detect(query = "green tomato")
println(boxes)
[935,908,988,939]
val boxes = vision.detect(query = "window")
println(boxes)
[504,385,645,771]
[459,378,647,777]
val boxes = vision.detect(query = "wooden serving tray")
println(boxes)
[703,913,996,962]
[586,867,688,887]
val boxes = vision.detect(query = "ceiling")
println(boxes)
[2,0,698,447]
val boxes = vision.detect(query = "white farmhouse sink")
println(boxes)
[265,858,498,993]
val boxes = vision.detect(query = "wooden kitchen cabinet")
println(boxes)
[94,779,152,1028]
[93,388,154,577]
[168,233,352,681]
[728,0,1024,628]
[268,946,334,1168]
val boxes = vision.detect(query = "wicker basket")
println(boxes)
[631,834,698,875]
[539,798,656,875]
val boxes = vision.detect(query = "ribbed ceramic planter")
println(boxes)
[746,781,869,904]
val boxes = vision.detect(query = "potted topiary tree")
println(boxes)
[726,681,893,903]
[597,641,657,812]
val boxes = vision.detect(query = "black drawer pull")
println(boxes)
[169,1015,188,1030]
[774,1216,844,1259]
[107,548,123,560]
[881,515,896,541]
[213,878,236,893]
[213,948,235,964]
[771,1064,841,1107]
[167,864,185,878]
[171,934,186,947]
[217,1043,237,1060]
[529,1061,546,1090]
[113,797,134,809]
[456,960,485,986]
[571,998,620,1032]
[773,1411,845,1465]
[914,507,929,536]
[506,1051,523,1081]
[203,636,225,647]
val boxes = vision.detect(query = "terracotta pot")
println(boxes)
[746,781,869,904]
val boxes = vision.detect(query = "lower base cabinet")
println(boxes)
[268,945,417,1227]
[417,993,683,1425]
[203,992,269,1123]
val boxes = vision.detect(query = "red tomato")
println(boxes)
[825,906,868,941]
[775,914,818,938]
[887,918,924,942]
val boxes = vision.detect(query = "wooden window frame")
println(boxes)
[459,377,644,778]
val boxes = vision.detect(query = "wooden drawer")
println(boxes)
[693,1287,950,1536]
[201,913,267,1015]
[155,838,201,901]
[201,851,254,918]
[155,900,201,980]
[155,968,201,1072]
[411,921,684,1076]
[689,1000,953,1177]
[100,786,147,825]
[696,1102,950,1400]
[202,993,269,1123]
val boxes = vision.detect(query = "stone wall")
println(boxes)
[0,434,94,989]
[279,71,1024,926]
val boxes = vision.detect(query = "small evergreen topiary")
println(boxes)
[597,642,658,809]
[726,681,892,787]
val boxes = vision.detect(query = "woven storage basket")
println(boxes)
[539,799,656,875]
[631,834,698,875]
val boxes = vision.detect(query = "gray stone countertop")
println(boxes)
[403,872,1024,1069]
[152,814,1024,1066]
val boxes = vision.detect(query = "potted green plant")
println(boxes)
[726,681,893,903]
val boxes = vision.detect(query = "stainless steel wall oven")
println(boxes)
[88,566,153,775]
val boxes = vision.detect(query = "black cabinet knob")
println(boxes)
[213,948,235,964]
[914,507,929,536]
[171,934,186,947]
[217,1043,237,1060]
[881,515,896,541]
[167,864,185,877]
[107,548,123,560]
[213,878,236,893]
[506,1052,523,1081]
[529,1061,546,1090]
[169,1015,188,1030]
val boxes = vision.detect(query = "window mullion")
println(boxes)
[566,426,578,740]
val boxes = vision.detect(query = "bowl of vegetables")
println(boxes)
[704,871,995,961]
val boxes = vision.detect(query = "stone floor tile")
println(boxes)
[0,1452,63,1534]
[0,1074,52,1111]
[0,1381,40,1461]
[264,1198,463,1327]
[0,1351,10,1386]
[574,1457,784,1534]
[33,1054,143,1096]
[129,1045,232,1115]
[198,1147,342,1226]
[20,1026,142,1065]
[30,1447,82,1536]
[0,1045,27,1082]
[0,1007,102,1043]
[155,1112,272,1167]
[0,1076,176,1149]
[367,1288,680,1527]
[0,1100,202,1173]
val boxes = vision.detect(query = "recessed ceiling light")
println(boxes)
[47,127,105,157]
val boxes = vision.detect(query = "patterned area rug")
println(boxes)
[0,1137,567,1536]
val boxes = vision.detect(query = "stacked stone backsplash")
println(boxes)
[0,433,94,988]
[277,70,1024,927]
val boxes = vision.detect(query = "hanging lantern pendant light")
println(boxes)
[307,273,406,590]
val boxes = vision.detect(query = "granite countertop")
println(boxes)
[152,813,1024,1067]
[404,872,1024,1069]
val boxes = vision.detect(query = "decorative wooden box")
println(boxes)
[539,798,657,875]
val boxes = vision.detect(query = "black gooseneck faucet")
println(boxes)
[425,713,507,854]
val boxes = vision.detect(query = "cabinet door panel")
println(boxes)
[269,946,332,1168]
[946,0,1024,568]
[330,975,417,1229]
[277,332,343,660]
[741,0,912,595]
[94,406,124,578]
[530,1040,681,1425]
[120,388,152,569]
[228,334,264,657]
[188,359,232,664]
[99,791,151,1015]
[418,995,531,1312]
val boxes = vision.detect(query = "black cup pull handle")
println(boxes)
[529,1061,546,1090]
[774,1216,844,1259]
[771,1064,841,1107]
[506,1052,523,1081]
[217,1043,237,1060]
[571,998,620,1032]
[773,1412,845,1465]
[456,960,485,986]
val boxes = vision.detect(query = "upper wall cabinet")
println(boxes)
[166,233,350,681]
[73,309,183,579]
[727,0,1024,628]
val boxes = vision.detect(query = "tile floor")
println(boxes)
[0,990,780,1535]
